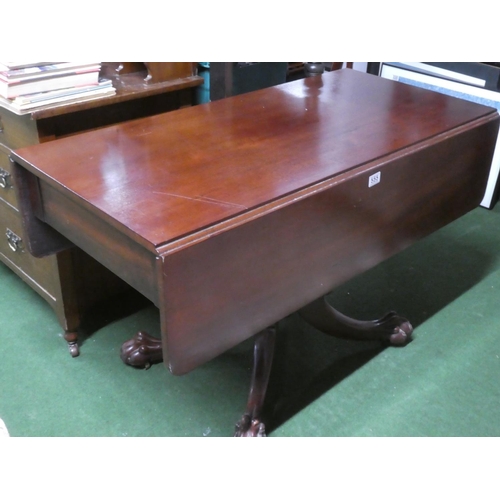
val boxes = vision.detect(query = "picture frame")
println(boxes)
[379,62,500,209]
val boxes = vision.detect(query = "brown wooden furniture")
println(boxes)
[11,69,499,436]
[0,62,202,356]
[101,62,200,96]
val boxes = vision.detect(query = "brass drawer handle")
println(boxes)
[0,167,11,189]
[6,229,23,252]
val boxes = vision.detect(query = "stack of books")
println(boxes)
[0,62,116,114]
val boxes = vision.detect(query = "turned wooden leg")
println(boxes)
[120,331,163,369]
[298,296,413,345]
[234,326,277,437]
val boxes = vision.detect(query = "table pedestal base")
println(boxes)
[118,296,413,436]
[298,296,413,346]
[234,325,276,437]
[120,331,163,369]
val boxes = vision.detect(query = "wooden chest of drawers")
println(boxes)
[0,63,202,356]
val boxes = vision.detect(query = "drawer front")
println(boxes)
[0,148,18,209]
[0,202,58,298]
[0,107,40,149]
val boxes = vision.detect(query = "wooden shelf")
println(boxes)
[29,63,203,120]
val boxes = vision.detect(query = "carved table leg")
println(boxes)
[119,296,408,435]
[234,326,277,437]
[120,331,163,369]
[299,296,412,345]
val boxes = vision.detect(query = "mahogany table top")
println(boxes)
[13,69,496,253]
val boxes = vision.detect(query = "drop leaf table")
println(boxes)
[11,69,499,436]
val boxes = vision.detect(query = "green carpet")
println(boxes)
[1,202,500,437]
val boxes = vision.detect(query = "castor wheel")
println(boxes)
[68,342,80,357]
[64,331,79,358]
